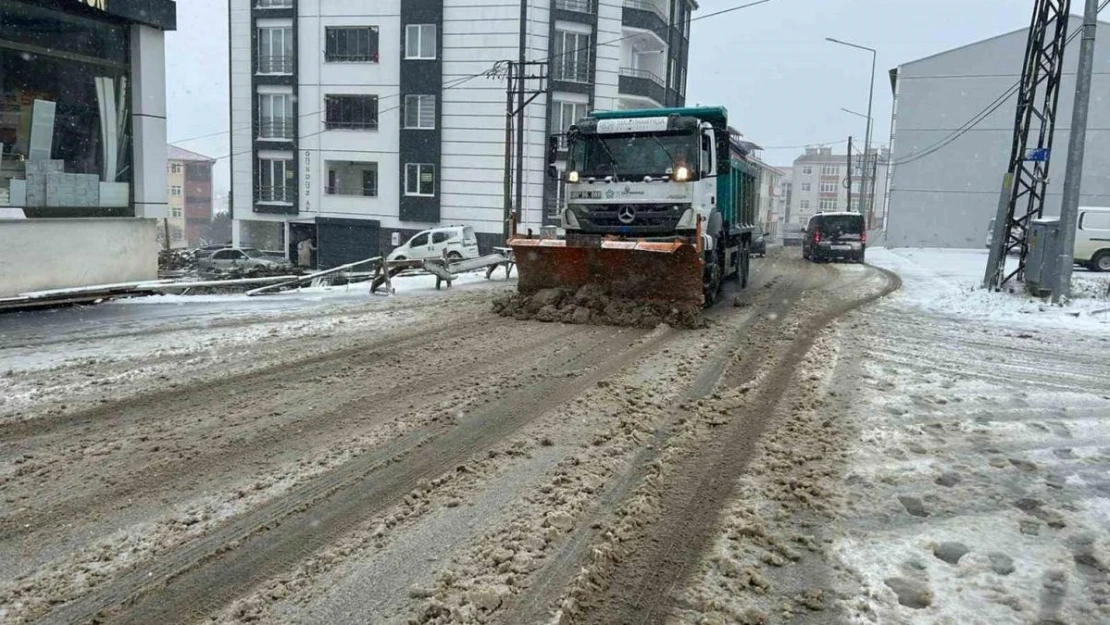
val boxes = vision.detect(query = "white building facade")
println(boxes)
[887,17,1110,248]
[229,0,694,266]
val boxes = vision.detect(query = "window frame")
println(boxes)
[257,26,293,73]
[258,92,293,138]
[405,163,436,197]
[801,166,813,175]
[405,24,437,60]
[325,26,380,63]
[404,95,436,130]
[800,182,811,192]
[257,158,295,203]
[552,30,591,83]
[820,164,839,176]
[325,94,380,131]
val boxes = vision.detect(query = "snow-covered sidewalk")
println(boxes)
[868,248,1110,331]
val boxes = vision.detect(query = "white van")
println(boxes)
[387,225,480,262]
[1076,207,1110,272]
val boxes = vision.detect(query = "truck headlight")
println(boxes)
[674,166,690,182]
[567,171,579,183]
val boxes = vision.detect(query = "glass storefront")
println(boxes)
[0,1,133,215]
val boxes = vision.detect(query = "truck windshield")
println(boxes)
[569,132,698,179]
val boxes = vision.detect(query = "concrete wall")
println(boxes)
[0,219,158,298]
[887,17,1110,249]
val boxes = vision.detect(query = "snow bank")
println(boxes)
[869,248,1109,331]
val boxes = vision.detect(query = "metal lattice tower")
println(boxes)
[985,0,1071,289]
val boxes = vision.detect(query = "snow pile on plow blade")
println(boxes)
[495,237,705,329]
[509,238,704,306]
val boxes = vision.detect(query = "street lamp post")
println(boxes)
[841,107,872,212]
[827,37,877,222]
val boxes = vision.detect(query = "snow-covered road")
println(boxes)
[672,248,1110,625]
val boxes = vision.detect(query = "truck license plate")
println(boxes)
[833,245,852,250]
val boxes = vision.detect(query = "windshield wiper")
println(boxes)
[597,138,620,179]
[650,136,675,169]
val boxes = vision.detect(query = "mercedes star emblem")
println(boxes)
[618,206,636,224]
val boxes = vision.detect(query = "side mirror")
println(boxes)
[547,135,559,166]
[547,164,558,180]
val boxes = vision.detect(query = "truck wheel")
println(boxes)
[1092,250,1110,272]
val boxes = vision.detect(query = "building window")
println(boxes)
[799,200,810,210]
[326,27,379,63]
[325,95,379,130]
[820,165,839,176]
[171,206,182,217]
[257,27,294,74]
[259,93,293,138]
[326,161,378,197]
[0,3,132,211]
[819,181,837,194]
[551,100,588,147]
[801,166,813,175]
[404,95,436,129]
[405,24,436,60]
[554,0,594,12]
[552,30,591,83]
[405,163,435,196]
[800,183,811,192]
[171,185,182,196]
[256,0,293,7]
[819,197,838,211]
[170,163,182,174]
[258,159,294,203]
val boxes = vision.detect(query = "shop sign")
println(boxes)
[77,0,107,10]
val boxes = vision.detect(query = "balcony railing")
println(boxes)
[325,183,378,197]
[257,186,296,203]
[258,118,294,140]
[257,55,294,74]
[623,0,669,22]
[619,67,664,87]
[256,0,293,8]
[551,60,590,83]
[555,0,594,13]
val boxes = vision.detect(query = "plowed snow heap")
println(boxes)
[493,284,703,329]
[505,106,760,323]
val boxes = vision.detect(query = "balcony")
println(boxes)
[258,118,295,140]
[257,55,294,74]
[551,60,590,84]
[257,185,296,204]
[622,0,669,36]
[554,0,594,13]
[618,67,666,106]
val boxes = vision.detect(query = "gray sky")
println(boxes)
[165,0,1047,199]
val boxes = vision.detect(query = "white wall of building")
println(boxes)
[594,0,622,111]
[0,219,158,298]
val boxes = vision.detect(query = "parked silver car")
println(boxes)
[198,248,290,273]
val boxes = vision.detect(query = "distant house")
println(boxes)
[166,146,216,248]
[886,16,1110,248]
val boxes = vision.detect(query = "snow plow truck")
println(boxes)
[509,106,759,308]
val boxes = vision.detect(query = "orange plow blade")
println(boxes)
[509,238,704,305]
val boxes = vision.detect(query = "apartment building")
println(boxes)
[166,145,215,248]
[785,146,889,233]
[229,0,694,268]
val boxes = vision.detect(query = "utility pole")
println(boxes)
[846,136,853,211]
[1053,0,1098,303]
[515,0,528,235]
[984,0,1070,289]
